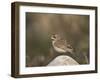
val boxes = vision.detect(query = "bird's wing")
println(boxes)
[53,39,67,50]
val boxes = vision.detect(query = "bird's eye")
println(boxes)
[52,35,56,38]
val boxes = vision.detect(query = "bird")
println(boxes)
[51,34,73,53]
[47,34,79,66]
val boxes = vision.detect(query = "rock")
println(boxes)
[47,55,79,66]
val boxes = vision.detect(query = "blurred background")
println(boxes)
[26,12,89,67]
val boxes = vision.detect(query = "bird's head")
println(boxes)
[51,34,60,41]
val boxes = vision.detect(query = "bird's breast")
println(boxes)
[52,40,67,53]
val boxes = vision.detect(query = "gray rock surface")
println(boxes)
[47,55,79,66]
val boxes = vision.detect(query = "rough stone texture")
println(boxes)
[47,55,79,66]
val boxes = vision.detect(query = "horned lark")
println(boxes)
[51,34,73,53]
